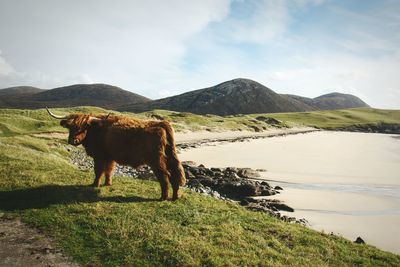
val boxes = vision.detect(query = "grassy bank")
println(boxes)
[1,107,400,136]
[0,108,400,266]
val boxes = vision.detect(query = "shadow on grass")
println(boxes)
[0,184,158,211]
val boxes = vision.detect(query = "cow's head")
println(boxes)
[46,108,106,146]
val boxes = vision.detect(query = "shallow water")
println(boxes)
[180,131,400,254]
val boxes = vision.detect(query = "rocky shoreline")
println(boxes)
[332,122,400,134]
[70,147,307,225]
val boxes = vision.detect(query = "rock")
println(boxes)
[210,191,221,198]
[243,197,262,203]
[268,202,294,212]
[354,237,365,244]
[260,181,270,187]
[187,179,202,187]
[237,168,261,178]
[194,175,214,187]
[211,167,224,173]
[184,170,195,180]
[222,171,241,181]
[225,167,238,173]
[237,183,260,197]
[274,186,283,190]
[240,199,250,206]
[296,218,309,226]
[260,189,275,196]
[256,168,267,172]
[182,161,197,167]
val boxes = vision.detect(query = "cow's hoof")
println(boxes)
[104,183,112,186]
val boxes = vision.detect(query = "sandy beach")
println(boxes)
[179,131,400,254]
[174,126,316,144]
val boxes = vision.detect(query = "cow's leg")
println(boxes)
[92,159,105,187]
[170,177,180,201]
[151,163,170,201]
[104,160,116,186]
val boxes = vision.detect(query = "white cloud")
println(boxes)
[227,0,288,44]
[0,50,14,76]
[293,0,327,7]
[0,0,232,92]
[0,0,399,109]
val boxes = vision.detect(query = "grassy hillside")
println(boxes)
[268,108,400,129]
[120,79,316,115]
[0,84,150,110]
[0,112,399,266]
[1,107,399,137]
[282,93,369,111]
[119,78,369,115]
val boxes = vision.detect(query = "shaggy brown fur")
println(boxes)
[59,113,186,200]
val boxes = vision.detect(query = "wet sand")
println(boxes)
[179,131,400,254]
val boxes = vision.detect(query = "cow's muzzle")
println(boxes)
[68,138,81,146]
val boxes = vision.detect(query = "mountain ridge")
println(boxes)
[0,78,369,114]
[119,78,369,115]
[0,83,150,109]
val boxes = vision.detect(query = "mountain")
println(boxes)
[0,79,369,114]
[0,86,46,97]
[119,78,316,115]
[0,84,150,109]
[119,78,369,115]
[312,92,369,110]
[283,93,369,110]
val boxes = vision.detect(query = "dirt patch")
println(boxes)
[0,217,78,267]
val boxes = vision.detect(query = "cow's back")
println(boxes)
[103,117,168,167]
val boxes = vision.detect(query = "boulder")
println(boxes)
[182,161,197,167]
[269,202,294,212]
[237,168,261,178]
[354,237,365,244]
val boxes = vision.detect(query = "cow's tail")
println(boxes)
[162,121,186,186]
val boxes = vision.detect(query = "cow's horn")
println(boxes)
[88,116,102,124]
[46,107,67,119]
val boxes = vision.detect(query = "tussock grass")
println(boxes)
[0,108,400,266]
[1,107,399,137]
[265,108,400,129]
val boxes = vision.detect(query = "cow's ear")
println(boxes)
[60,120,68,128]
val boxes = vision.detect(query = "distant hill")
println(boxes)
[0,84,150,109]
[120,78,369,115]
[312,92,369,110]
[0,79,369,114]
[119,79,317,115]
[283,93,369,111]
[0,86,46,97]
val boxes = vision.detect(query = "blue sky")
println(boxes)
[0,0,399,108]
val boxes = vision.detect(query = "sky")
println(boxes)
[0,0,399,108]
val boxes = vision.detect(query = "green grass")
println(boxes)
[266,108,400,129]
[1,107,399,138]
[0,107,400,266]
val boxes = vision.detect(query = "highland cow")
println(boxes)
[46,108,186,200]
